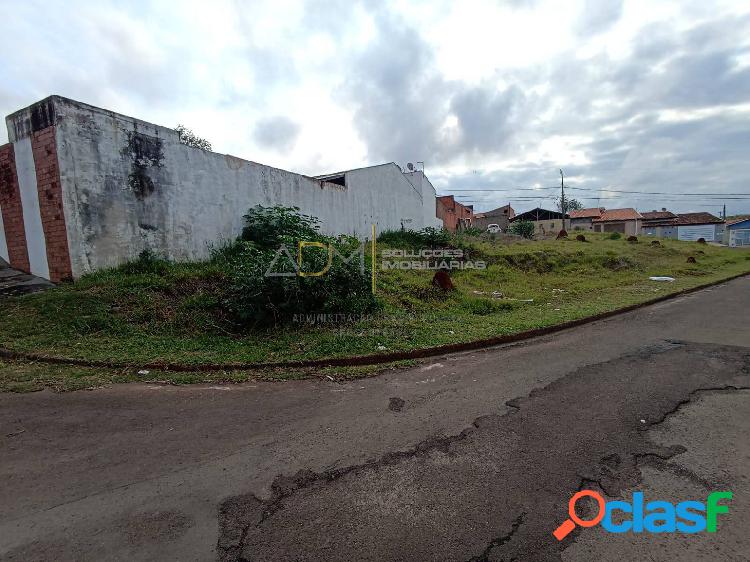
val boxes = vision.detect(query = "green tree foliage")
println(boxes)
[554,196,584,213]
[508,220,535,239]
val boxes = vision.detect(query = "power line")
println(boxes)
[448,187,750,196]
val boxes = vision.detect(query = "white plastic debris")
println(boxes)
[649,276,675,282]
[377,344,387,351]
[137,370,150,375]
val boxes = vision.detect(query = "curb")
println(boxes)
[1,273,748,372]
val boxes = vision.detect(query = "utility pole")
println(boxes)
[560,169,566,230]
[722,204,726,220]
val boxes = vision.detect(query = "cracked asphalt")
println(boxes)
[1,276,749,561]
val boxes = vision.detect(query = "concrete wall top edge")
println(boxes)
[5,96,435,195]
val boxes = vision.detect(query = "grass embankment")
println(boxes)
[1,233,748,391]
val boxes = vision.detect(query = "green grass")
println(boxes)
[0,358,419,392]
[1,233,748,384]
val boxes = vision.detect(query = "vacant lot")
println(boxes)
[0,232,748,390]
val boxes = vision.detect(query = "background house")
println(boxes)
[569,208,604,230]
[724,217,750,247]
[473,204,515,231]
[511,207,568,235]
[674,212,725,242]
[641,209,678,238]
[592,208,643,235]
[436,195,474,232]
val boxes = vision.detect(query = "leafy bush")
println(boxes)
[608,231,622,240]
[377,227,451,248]
[508,220,535,239]
[461,226,484,237]
[223,206,379,327]
[240,205,321,249]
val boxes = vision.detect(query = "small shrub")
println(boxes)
[224,206,380,327]
[461,226,484,237]
[608,232,622,240]
[576,234,587,242]
[117,249,171,275]
[462,297,515,315]
[627,235,638,242]
[508,220,535,239]
[556,229,568,239]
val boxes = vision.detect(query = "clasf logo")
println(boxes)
[553,490,732,540]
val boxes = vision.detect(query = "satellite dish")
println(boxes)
[407,162,414,171]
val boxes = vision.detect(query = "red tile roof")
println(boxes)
[726,217,750,226]
[675,212,723,225]
[641,211,677,220]
[569,207,603,219]
[593,208,643,222]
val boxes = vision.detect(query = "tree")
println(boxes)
[508,220,535,239]
[175,125,212,151]
[554,196,583,213]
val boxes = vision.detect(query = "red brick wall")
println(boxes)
[0,143,30,272]
[436,195,474,232]
[31,127,72,282]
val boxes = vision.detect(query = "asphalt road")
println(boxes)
[1,276,749,561]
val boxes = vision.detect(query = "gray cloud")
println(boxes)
[339,11,534,165]
[253,116,301,151]
[576,0,624,35]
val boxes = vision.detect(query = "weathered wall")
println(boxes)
[5,96,439,279]
[593,220,641,236]
[569,217,594,231]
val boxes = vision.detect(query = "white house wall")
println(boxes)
[36,97,438,277]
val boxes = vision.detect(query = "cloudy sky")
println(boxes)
[2,0,750,214]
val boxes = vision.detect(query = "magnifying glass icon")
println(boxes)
[553,490,606,541]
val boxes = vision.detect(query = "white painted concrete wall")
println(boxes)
[14,137,49,278]
[404,171,443,229]
[0,203,8,262]
[44,97,438,277]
